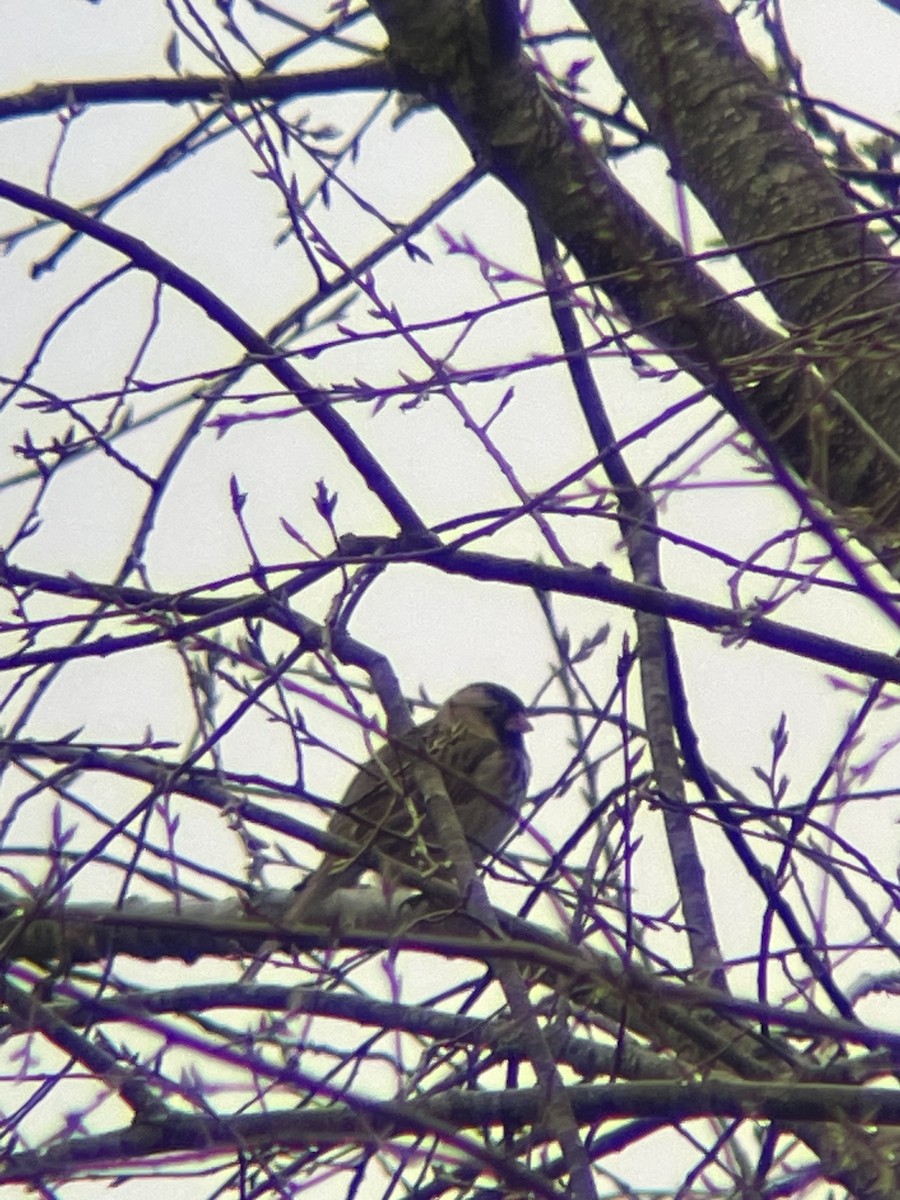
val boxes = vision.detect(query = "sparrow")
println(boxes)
[287,682,532,922]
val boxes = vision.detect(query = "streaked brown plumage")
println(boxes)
[288,682,532,921]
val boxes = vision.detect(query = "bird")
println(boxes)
[286,682,532,923]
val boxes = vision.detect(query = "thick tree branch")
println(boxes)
[575,0,900,519]
[0,62,392,121]
[368,0,900,558]
[3,1075,900,1188]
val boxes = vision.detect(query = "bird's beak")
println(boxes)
[506,712,533,732]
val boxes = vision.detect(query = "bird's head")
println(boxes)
[440,682,532,742]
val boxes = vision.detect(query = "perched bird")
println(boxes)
[288,682,532,922]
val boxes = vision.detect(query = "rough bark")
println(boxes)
[370,0,900,561]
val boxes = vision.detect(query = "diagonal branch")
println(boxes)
[0,178,428,538]
[532,214,724,984]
